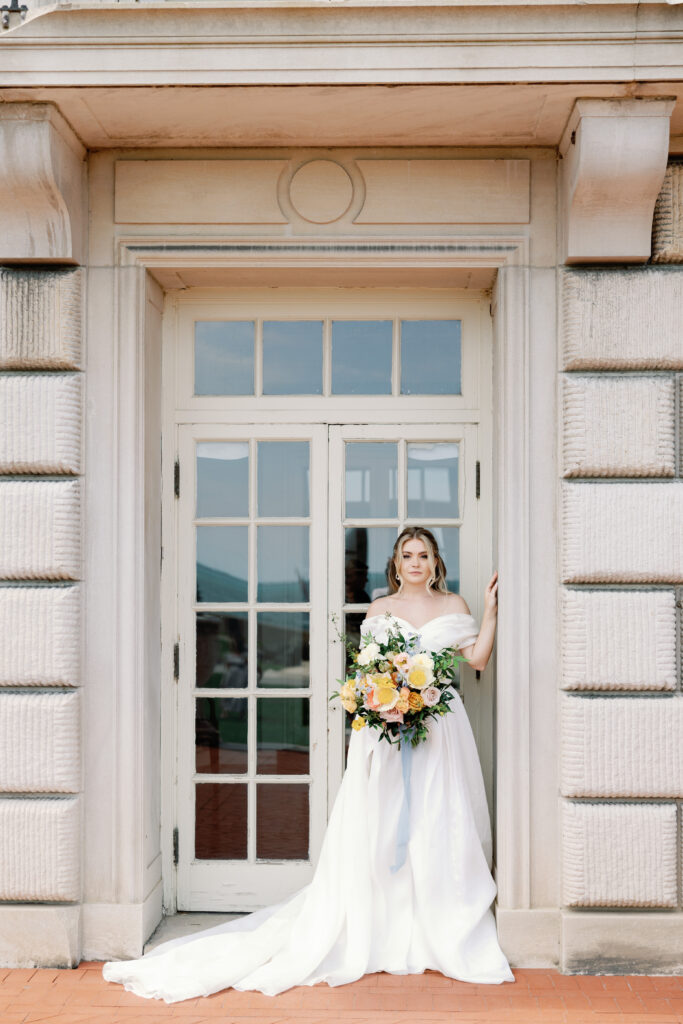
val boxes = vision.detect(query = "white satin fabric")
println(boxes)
[102,611,515,1003]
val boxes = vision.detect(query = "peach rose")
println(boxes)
[408,691,424,712]
[421,686,441,707]
[381,707,404,723]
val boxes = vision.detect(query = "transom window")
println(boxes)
[194,318,462,397]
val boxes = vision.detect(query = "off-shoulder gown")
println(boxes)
[103,612,515,1002]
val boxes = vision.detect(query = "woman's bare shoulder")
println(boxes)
[442,592,471,615]
[365,596,393,619]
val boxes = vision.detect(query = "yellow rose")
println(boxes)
[408,691,424,712]
[341,696,357,713]
[351,716,366,731]
[340,681,356,701]
[396,696,410,713]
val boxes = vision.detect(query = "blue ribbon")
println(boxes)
[390,734,413,873]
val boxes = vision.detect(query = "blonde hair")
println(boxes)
[388,527,449,595]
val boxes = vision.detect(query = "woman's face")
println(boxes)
[398,537,431,587]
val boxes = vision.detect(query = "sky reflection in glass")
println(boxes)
[195,321,254,395]
[258,442,309,518]
[400,320,461,395]
[262,321,323,395]
[407,442,459,519]
[196,442,249,518]
[331,321,392,394]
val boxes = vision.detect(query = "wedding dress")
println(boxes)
[102,611,515,1002]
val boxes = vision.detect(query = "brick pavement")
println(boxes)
[0,961,682,1024]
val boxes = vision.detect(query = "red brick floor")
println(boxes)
[0,961,682,1024]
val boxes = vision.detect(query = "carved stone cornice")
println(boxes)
[0,103,85,264]
[559,98,675,265]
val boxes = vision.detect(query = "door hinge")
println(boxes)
[173,827,179,866]
[174,459,180,498]
[173,642,179,681]
[475,460,481,499]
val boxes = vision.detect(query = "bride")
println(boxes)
[103,526,515,1002]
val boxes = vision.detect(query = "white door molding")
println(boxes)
[100,236,533,926]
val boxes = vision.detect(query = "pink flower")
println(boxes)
[421,686,441,707]
[381,707,404,723]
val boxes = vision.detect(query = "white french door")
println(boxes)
[176,424,328,910]
[165,287,493,912]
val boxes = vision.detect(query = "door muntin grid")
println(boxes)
[190,436,315,867]
[336,434,468,765]
[192,317,463,398]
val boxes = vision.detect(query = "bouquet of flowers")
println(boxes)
[332,613,469,748]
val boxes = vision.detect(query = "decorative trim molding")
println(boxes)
[559,98,674,264]
[0,104,85,264]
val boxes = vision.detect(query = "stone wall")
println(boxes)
[0,268,83,966]
[559,264,683,970]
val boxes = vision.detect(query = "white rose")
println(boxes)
[357,642,380,666]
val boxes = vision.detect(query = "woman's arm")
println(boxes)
[460,571,498,673]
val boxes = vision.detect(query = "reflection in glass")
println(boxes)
[401,320,462,395]
[195,321,254,396]
[196,612,248,689]
[257,612,309,689]
[331,321,392,395]
[345,526,397,603]
[257,526,309,603]
[263,322,323,395]
[257,783,309,859]
[196,527,248,603]
[430,525,460,595]
[257,697,309,775]
[407,443,460,519]
[345,443,398,519]
[195,783,247,859]
[196,442,249,519]
[258,442,309,518]
[195,697,248,774]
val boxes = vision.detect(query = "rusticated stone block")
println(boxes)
[0,269,82,370]
[561,589,676,691]
[652,162,683,263]
[0,797,80,901]
[0,586,80,687]
[561,695,683,797]
[561,269,683,369]
[0,480,80,580]
[0,374,81,474]
[562,376,675,477]
[562,801,677,907]
[562,482,683,583]
[0,693,79,793]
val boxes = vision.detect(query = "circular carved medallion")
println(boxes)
[289,160,354,224]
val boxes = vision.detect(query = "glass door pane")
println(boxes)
[178,425,327,911]
[328,425,477,785]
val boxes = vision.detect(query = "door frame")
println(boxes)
[101,238,535,923]
[164,287,494,911]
